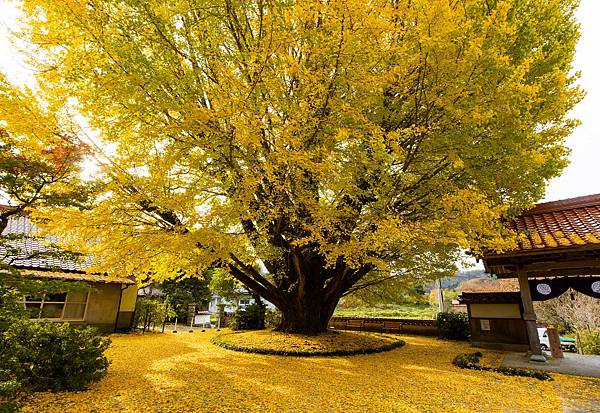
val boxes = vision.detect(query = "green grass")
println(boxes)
[333,303,435,320]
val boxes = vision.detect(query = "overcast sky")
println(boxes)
[0,0,599,203]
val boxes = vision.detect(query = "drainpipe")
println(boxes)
[113,284,126,333]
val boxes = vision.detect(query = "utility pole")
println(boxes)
[436,279,445,313]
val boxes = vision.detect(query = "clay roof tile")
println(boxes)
[509,194,600,252]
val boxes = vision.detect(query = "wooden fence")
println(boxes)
[329,317,438,336]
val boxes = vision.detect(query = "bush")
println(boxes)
[0,376,21,413]
[0,320,110,396]
[230,304,265,330]
[437,312,470,341]
[264,309,281,329]
[579,329,600,355]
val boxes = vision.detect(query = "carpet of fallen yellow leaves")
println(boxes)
[22,330,599,413]
[215,330,403,354]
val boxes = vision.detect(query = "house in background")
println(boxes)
[208,293,250,315]
[208,292,275,316]
[0,209,137,333]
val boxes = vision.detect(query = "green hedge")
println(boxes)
[452,352,552,381]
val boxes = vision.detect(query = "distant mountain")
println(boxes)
[426,269,492,291]
[460,277,519,293]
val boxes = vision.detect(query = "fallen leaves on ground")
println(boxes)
[553,374,600,413]
[22,330,599,412]
[215,330,402,354]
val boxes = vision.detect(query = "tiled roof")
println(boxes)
[20,269,135,285]
[506,194,600,253]
[1,209,134,285]
[0,212,88,271]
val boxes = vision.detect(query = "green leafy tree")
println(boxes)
[160,276,212,322]
[208,268,245,305]
[21,0,582,334]
[133,297,175,332]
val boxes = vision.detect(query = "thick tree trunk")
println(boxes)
[274,291,341,335]
[228,249,360,336]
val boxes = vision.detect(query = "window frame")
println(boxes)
[22,291,90,322]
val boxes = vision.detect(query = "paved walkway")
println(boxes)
[502,352,600,412]
[502,352,600,378]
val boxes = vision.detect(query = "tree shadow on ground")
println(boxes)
[22,332,585,412]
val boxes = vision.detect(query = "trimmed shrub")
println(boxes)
[452,352,552,381]
[230,303,266,330]
[0,320,110,394]
[437,312,470,341]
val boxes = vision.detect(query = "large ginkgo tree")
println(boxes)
[16,0,581,333]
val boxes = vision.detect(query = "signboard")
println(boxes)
[480,319,491,331]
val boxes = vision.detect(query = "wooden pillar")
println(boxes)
[517,269,546,362]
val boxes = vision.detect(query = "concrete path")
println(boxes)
[502,352,600,378]
[502,352,600,412]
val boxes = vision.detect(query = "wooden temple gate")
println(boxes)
[480,194,600,361]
